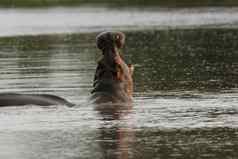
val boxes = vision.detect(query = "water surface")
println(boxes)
[1,7,238,37]
[0,7,238,159]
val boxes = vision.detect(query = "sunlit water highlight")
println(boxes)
[1,7,238,36]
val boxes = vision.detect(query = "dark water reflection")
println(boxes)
[132,128,238,159]
[1,29,238,92]
[0,29,238,159]
[126,29,238,91]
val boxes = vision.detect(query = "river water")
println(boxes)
[0,6,238,159]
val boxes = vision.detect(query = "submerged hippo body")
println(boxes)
[0,93,74,107]
[91,31,133,105]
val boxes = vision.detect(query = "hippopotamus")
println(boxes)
[91,31,134,105]
[0,93,74,107]
[0,31,132,107]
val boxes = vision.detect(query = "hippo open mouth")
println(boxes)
[91,31,134,104]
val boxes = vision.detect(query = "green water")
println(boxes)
[1,29,238,92]
[0,29,238,159]
[126,29,238,91]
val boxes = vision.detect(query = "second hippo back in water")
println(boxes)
[91,31,134,104]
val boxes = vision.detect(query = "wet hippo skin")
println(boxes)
[0,93,74,107]
[91,31,134,104]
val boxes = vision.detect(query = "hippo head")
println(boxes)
[96,31,125,51]
[92,31,133,105]
[96,31,126,64]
